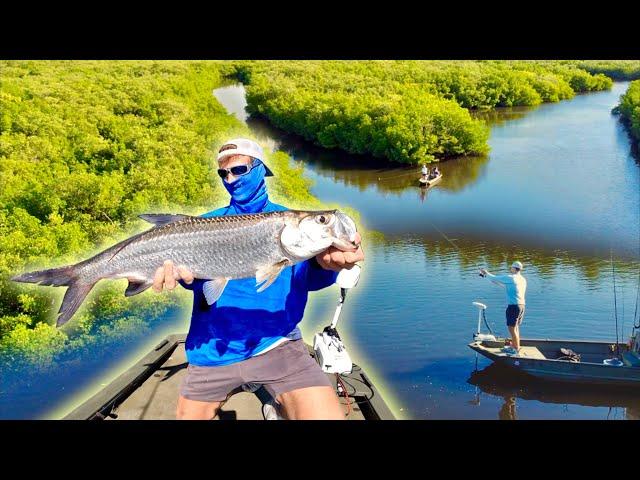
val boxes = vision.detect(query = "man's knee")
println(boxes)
[279,386,344,420]
[176,396,220,420]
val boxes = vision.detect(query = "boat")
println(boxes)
[63,266,395,420]
[418,172,443,188]
[62,334,395,420]
[466,301,640,388]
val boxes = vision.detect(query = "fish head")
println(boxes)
[281,210,360,260]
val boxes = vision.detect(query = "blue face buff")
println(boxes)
[222,159,268,213]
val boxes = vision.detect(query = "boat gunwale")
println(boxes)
[468,341,640,369]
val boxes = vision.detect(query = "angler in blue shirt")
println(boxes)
[153,138,364,420]
[480,261,527,355]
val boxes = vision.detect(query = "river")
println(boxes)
[214,82,640,419]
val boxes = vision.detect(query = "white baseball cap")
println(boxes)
[217,138,274,176]
[511,261,523,270]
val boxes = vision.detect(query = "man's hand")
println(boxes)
[151,260,194,292]
[316,233,364,272]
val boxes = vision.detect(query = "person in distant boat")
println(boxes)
[432,166,440,177]
[479,261,527,355]
[421,164,429,178]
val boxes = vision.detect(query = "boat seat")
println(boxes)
[517,346,546,360]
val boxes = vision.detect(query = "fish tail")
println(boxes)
[12,264,98,327]
[56,281,97,326]
[12,265,77,286]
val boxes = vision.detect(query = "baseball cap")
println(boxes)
[511,261,523,270]
[217,138,274,176]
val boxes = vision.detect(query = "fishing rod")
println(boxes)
[611,251,621,359]
[426,220,495,337]
[427,220,485,278]
[634,268,640,332]
[376,169,422,182]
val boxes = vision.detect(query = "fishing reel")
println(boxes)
[313,265,361,374]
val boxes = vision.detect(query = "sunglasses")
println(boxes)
[217,160,258,179]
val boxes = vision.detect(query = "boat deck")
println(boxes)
[64,335,395,420]
[479,344,546,360]
[109,343,365,420]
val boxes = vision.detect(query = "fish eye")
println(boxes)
[315,214,333,225]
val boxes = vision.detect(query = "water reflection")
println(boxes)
[468,363,640,420]
[248,115,490,195]
[396,234,640,284]
[470,106,536,126]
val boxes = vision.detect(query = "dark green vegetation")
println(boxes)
[574,61,640,81]
[0,61,315,379]
[235,61,638,164]
[617,80,640,146]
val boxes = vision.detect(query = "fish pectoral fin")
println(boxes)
[138,213,194,226]
[202,277,229,305]
[255,260,290,293]
[125,280,153,297]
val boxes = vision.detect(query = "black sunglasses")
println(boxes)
[217,161,257,179]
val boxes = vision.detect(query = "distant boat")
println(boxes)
[419,172,443,188]
[467,302,640,388]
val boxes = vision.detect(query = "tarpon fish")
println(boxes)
[12,210,359,327]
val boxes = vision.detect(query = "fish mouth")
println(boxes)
[331,236,360,252]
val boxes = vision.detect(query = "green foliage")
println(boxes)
[618,80,640,145]
[572,60,640,80]
[237,61,617,164]
[0,60,321,381]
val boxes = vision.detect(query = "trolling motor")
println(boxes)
[313,265,361,374]
[472,301,496,342]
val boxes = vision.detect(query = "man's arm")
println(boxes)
[302,257,339,291]
[480,269,510,286]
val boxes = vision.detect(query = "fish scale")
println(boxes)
[11,209,359,326]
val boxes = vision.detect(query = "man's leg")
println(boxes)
[507,325,520,350]
[257,340,344,419]
[513,306,525,350]
[277,386,345,420]
[177,363,240,420]
[176,396,221,420]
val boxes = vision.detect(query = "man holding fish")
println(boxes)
[154,138,364,420]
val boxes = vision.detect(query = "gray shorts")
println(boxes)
[180,339,332,402]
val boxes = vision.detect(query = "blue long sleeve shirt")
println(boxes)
[485,272,527,305]
[180,200,338,366]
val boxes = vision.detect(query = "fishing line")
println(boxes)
[376,169,422,182]
[426,220,485,274]
[633,269,640,331]
[611,250,621,359]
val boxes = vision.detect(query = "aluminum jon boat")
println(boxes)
[418,173,443,188]
[467,302,640,388]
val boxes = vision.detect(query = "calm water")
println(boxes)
[215,82,640,419]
